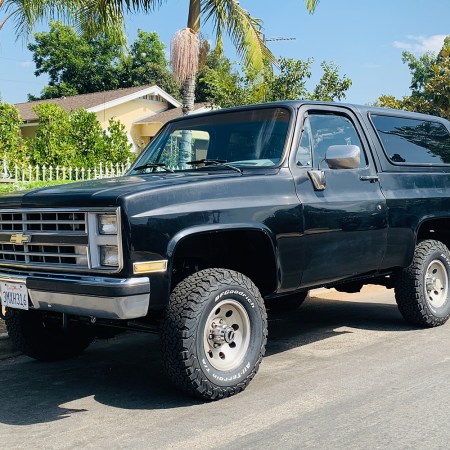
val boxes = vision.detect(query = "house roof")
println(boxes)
[15,85,181,122]
[134,102,209,125]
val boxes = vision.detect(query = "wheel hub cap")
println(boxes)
[425,260,449,309]
[203,299,251,371]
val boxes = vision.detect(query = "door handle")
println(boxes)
[360,175,379,183]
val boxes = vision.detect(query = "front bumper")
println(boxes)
[0,271,150,320]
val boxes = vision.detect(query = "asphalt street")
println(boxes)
[1,285,450,449]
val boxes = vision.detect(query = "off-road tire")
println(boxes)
[5,309,94,361]
[395,239,450,327]
[161,268,267,400]
[265,291,308,312]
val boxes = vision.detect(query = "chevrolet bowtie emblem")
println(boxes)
[10,233,31,245]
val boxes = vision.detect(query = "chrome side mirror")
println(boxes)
[325,145,360,170]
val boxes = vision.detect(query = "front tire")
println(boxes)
[161,268,267,400]
[395,239,450,327]
[5,309,94,361]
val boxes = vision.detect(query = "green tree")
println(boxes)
[27,23,179,100]
[129,29,166,67]
[28,21,123,99]
[117,30,180,97]
[0,101,23,162]
[266,57,313,101]
[308,61,352,101]
[199,52,352,108]
[376,36,450,120]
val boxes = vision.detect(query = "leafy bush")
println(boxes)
[0,102,23,161]
[26,104,133,167]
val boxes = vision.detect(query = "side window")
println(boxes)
[308,114,366,168]
[295,117,313,166]
[371,114,450,165]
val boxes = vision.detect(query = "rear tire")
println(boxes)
[161,268,267,400]
[5,309,94,361]
[395,239,450,327]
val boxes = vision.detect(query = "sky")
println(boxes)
[0,0,449,106]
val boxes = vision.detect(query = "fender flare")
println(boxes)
[166,222,280,286]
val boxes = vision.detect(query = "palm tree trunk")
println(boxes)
[182,73,196,115]
[179,74,196,168]
[177,0,200,168]
[187,0,200,33]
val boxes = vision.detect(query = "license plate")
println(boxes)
[0,281,29,311]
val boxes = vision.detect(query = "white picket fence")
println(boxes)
[0,159,132,183]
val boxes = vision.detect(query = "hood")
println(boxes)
[0,171,246,209]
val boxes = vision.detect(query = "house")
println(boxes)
[15,85,210,152]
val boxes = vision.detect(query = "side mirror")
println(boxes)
[325,145,360,169]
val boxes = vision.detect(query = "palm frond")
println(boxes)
[1,0,167,42]
[304,0,319,13]
[74,0,126,44]
[79,0,166,19]
[202,0,276,72]
[2,0,76,38]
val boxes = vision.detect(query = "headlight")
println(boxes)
[100,245,119,267]
[87,209,122,270]
[98,214,118,235]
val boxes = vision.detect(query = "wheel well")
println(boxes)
[171,230,278,296]
[417,219,450,249]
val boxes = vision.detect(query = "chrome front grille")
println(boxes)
[0,211,86,233]
[0,210,89,270]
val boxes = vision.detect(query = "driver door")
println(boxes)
[291,105,388,287]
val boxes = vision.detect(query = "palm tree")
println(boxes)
[165,0,317,114]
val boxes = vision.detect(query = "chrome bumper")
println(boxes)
[0,272,150,320]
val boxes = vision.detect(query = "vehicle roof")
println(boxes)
[168,100,450,126]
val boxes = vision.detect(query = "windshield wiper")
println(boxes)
[133,163,174,173]
[186,159,242,174]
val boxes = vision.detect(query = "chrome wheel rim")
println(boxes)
[203,299,251,371]
[425,260,448,309]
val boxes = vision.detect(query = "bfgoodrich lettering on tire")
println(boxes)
[395,239,450,327]
[161,268,267,400]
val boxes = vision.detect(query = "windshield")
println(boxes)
[128,107,291,174]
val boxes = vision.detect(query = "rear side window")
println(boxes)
[371,114,450,164]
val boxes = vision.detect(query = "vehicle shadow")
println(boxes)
[0,292,415,425]
[265,290,414,356]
